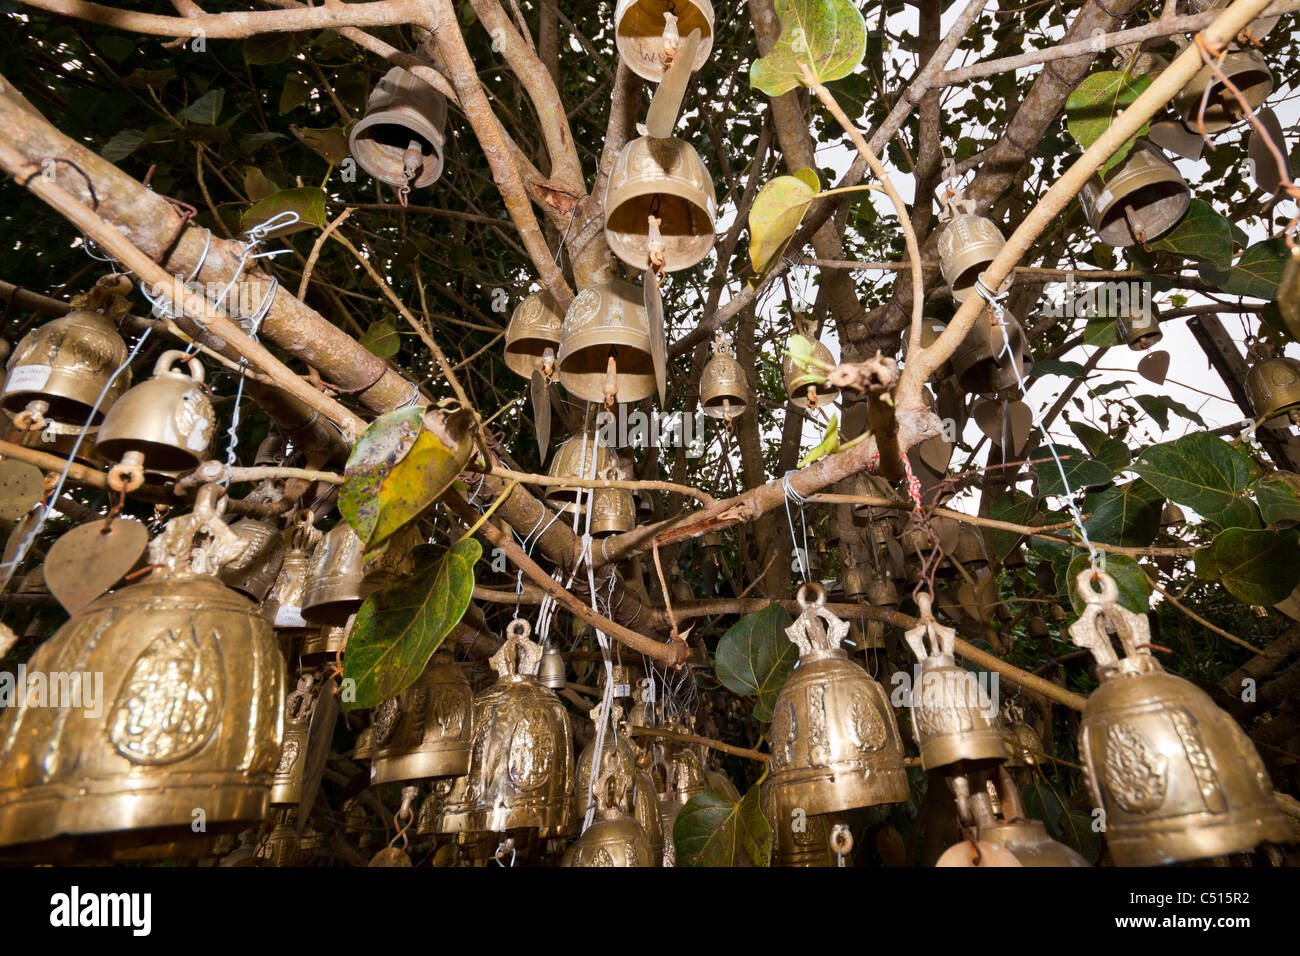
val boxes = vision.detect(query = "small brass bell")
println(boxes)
[760,779,833,867]
[904,595,1006,771]
[219,517,286,602]
[782,336,839,409]
[614,0,714,82]
[254,807,314,867]
[95,350,215,480]
[538,644,567,689]
[505,290,563,381]
[950,310,1033,395]
[262,514,320,629]
[842,564,871,601]
[271,669,320,807]
[545,430,613,514]
[562,763,653,866]
[0,484,285,856]
[1069,569,1291,865]
[369,651,474,785]
[348,67,447,190]
[768,583,908,815]
[1174,45,1272,134]
[301,523,370,626]
[604,136,716,272]
[936,193,1007,303]
[434,619,573,836]
[590,468,637,536]
[1001,703,1043,769]
[1115,302,1162,351]
[700,330,748,420]
[2,308,130,427]
[657,742,707,858]
[556,281,656,404]
[968,768,1089,867]
[1245,350,1300,424]
[571,705,662,863]
[1079,140,1190,248]
[301,625,348,664]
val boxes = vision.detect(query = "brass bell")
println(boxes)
[301,523,371,626]
[1174,45,1272,134]
[1069,569,1291,865]
[936,194,1007,303]
[434,619,573,836]
[348,67,447,190]
[95,350,215,478]
[968,768,1089,867]
[761,779,834,867]
[903,596,1005,772]
[557,281,656,404]
[1246,352,1300,424]
[2,308,130,427]
[1079,140,1190,248]
[864,572,899,607]
[562,763,653,866]
[782,336,839,409]
[262,514,320,629]
[370,651,474,785]
[545,430,613,514]
[604,136,716,273]
[768,583,908,815]
[950,310,1033,395]
[254,807,314,867]
[300,625,348,664]
[504,290,563,381]
[590,468,637,536]
[842,564,871,601]
[700,330,748,420]
[271,669,321,807]
[657,741,707,858]
[0,484,285,856]
[538,644,567,689]
[951,522,989,568]
[1001,703,1043,769]
[219,517,286,602]
[1116,301,1162,351]
[613,0,714,82]
[571,705,663,862]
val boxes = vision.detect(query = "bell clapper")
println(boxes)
[830,821,853,866]
[540,345,556,383]
[661,10,680,64]
[14,399,48,432]
[1122,203,1151,251]
[604,352,619,408]
[647,213,667,277]
[805,383,818,409]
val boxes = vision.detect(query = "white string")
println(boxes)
[782,470,812,583]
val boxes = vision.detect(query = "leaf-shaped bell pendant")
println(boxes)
[504,290,563,381]
[1173,44,1272,134]
[369,651,474,785]
[1079,140,1190,248]
[1,307,130,429]
[935,192,1007,303]
[613,0,714,82]
[768,583,908,815]
[571,704,663,864]
[700,330,748,420]
[557,281,656,404]
[0,484,285,859]
[966,767,1090,867]
[1069,569,1291,865]
[434,620,574,837]
[94,350,215,485]
[348,67,447,190]
[1245,346,1300,424]
[604,136,717,273]
[562,762,654,866]
[904,595,1006,771]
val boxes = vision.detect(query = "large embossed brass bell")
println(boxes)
[904,595,1005,771]
[369,651,474,785]
[301,523,370,626]
[768,583,908,815]
[1069,569,1291,865]
[1116,301,1162,350]
[557,281,656,404]
[2,308,130,427]
[545,430,613,514]
[563,763,653,866]
[1174,45,1272,134]
[936,194,1007,303]
[605,136,716,272]
[1246,351,1300,424]
[951,310,1033,395]
[505,290,563,381]
[968,768,1089,867]
[434,620,573,836]
[700,330,748,420]
[95,350,214,480]
[348,67,447,190]
[614,0,714,82]
[219,518,286,602]
[782,336,839,409]
[1079,141,1190,247]
[0,484,284,857]
[590,467,637,536]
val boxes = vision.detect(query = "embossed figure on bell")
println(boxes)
[545,429,614,515]
[1069,569,1292,866]
[614,0,714,82]
[434,620,573,837]
[0,484,285,859]
[1,308,130,428]
[369,651,474,785]
[767,583,908,816]
[571,705,663,863]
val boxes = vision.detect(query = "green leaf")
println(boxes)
[714,604,796,722]
[1032,358,1087,378]
[243,166,280,202]
[749,0,867,96]
[360,317,401,359]
[177,88,225,126]
[1066,553,1149,615]
[1194,527,1300,605]
[1255,472,1300,528]
[98,35,135,63]
[1133,393,1206,431]
[241,186,327,236]
[101,129,146,163]
[1132,432,1259,529]
[1034,445,1114,498]
[340,406,476,548]
[292,125,350,166]
[1217,237,1289,299]
[988,491,1037,560]
[1064,71,1152,173]
[748,170,820,275]
[342,537,480,710]
[673,786,772,867]
[243,33,298,65]
[279,72,311,114]
[1150,199,1234,268]
[1082,315,1118,346]
[798,414,839,467]
[1082,480,1163,548]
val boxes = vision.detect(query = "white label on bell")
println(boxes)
[4,364,52,393]
[614,683,631,697]
[275,604,307,628]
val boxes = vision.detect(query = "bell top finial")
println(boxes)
[148,483,249,576]
[903,593,956,666]
[784,582,850,659]
[492,619,545,680]
[1067,570,1158,678]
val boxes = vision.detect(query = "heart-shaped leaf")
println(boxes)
[1195,527,1300,605]
[1033,445,1114,498]
[1064,71,1152,173]
[749,170,820,274]
[714,604,796,722]
[750,0,866,97]
[1216,238,1289,300]
[1150,199,1234,268]
[1256,472,1300,528]
[673,785,772,867]
[1065,552,1149,615]
[241,186,326,236]
[1132,431,1259,529]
